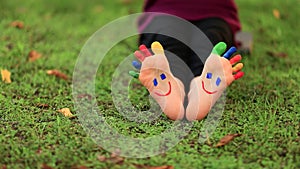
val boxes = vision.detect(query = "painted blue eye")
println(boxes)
[160,73,166,80]
[216,77,221,86]
[153,78,158,86]
[206,72,212,79]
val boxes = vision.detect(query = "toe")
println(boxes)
[134,50,145,62]
[151,41,165,55]
[229,54,242,65]
[232,63,243,73]
[233,71,244,80]
[139,44,152,57]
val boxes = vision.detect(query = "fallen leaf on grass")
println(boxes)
[36,103,49,109]
[273,9,281,19]
[28,50,42,62]
[41,164,54,169]
[47,69,68,80]
[111,149,121,157]
[58,108,74,117]
[134,164,174,169]
[97,155,124,164]
[266,51,288,58]
[10,20,24,29]
[1,69,12,83]
[109,156,124,164]
[97,150,124,165]
[70,166,89,169]
[215,134,242,147]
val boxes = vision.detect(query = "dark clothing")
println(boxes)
[138,0,240,89]
[142,0,241,35]
[139,17,234,77]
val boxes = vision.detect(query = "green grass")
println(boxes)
[0,0,299,168]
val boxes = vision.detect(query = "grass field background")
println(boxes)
[0,0,299,168]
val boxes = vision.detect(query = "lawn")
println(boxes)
[0,0,299,169]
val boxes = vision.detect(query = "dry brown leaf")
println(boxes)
[111,149,121,157]
[41,164,54,169]
[28,50,42,62]
[47,69,68,80]
[109,156,124,164]
[215,134,241,147]
[273,9,280,19]
[10,20,24,29]
[36,103,49,109]
[267,51,288,58]
[110,150,124,164]
[1,69,12,83]
[97,155,124,164]
[97,151,124,164]
[58,108,74,117]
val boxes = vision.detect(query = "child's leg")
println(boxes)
[192,17,235,47]
[139,15,205,92]
[138,16,241,121]
[186,43,244,121]
[188,17,235,76]
[184,18,239,120]
[140,33,195,94]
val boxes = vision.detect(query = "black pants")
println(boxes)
[139,16,234,90]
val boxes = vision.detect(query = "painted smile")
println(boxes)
[154,81,172,96]
[202,81,217,94]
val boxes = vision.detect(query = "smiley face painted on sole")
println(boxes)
[153,73,172,96]
[186,42,245,121]
[202,72,222,95]
[132,41,186,120]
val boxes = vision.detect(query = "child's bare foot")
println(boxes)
[133,42,185,120]
[186,42,244,121]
